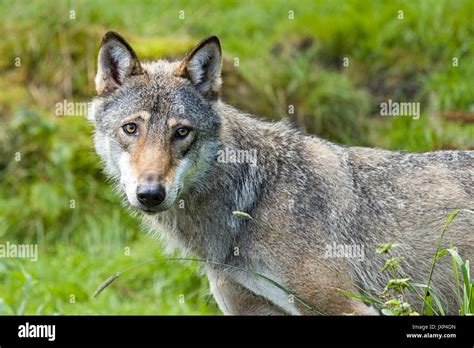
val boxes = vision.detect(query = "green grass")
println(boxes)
[0,237,218,315]
[0,0,472,315]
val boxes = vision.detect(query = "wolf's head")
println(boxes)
[89,32,223,213]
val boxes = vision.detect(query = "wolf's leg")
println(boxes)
[208,273,287,315]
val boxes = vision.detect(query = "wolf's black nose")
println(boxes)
[137,184,166,208]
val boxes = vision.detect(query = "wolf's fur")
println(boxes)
[89,32,473,315]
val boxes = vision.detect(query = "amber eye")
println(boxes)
[123,123,138,135]
[175,127,190,139]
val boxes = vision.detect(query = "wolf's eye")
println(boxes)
[175,127,190,139]
[123,123,138,135]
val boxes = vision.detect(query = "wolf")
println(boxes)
[89,31,473,315]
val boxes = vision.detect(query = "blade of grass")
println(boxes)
[421,209,460,314]
[447,248,472,314]
[449,243,463,313]
[337,289,382,306]
[410,283,440,316]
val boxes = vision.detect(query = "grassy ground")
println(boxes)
[0,0,473,315]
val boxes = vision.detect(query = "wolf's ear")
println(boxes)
[95,31,144,95]
[175,36,222,100]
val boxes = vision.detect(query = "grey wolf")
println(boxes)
[89,31,473,315]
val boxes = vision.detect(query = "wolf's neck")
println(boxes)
[212,102,285,209]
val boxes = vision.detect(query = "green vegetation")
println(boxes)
[341,210,474,316]
[0,0,472,315]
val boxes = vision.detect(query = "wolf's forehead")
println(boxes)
[101,82,192,126]
[112,73,183,110]
[143,60,181,75]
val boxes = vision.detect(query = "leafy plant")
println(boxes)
[341,209,473,316]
